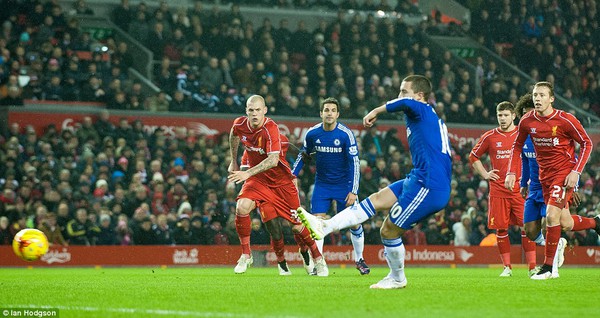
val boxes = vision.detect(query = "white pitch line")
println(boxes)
[7,304,304,318]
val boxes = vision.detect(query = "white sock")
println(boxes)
[350,225,365,262]
[316,238,324,255]
[534,232,545,246]
[383,237,406,282]
[323,199,375,236]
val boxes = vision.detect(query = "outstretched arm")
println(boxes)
[363,105,387,127]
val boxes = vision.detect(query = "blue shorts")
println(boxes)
[311,182,351,214]
[387,178,451,229]
[523,189,546,223]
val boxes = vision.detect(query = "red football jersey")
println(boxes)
[508,109,592,184]
[241,134,289,169]
[232,116,293,186]
[470,127,521,198]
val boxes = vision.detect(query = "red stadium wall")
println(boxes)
[2,245,600,267]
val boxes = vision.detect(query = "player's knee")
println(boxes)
[524,229,538,241]
[291,224,303,234]
[524,223,540,240]
[236,199,253,216]
[380,219,403,239]
[560,223,573,232]
[496,229,508,236]
[368,188,395,211]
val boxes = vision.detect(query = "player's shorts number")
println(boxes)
[390,202,403,219]
[551,185,566,200]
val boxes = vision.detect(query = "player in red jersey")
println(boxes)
[239,135,317,275]
[228,95,328,276]
[469,101,537,277]
[506,82,600,280]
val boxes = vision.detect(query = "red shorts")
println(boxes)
[237,178,300,224]
[541,170,573,209]
[487,195,525,229]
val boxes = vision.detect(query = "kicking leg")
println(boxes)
[298,188,397,239]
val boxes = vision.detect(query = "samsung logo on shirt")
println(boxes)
[315,146,343,153]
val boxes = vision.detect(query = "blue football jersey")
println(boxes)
[385,97,452,190]
[521,135,542,192]
[292,122,360,194]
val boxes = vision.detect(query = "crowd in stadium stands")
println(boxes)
[463,0,600,121]
[2,1,599,123]
[1,1,600,247]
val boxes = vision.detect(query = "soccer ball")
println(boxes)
[12,229,49,262]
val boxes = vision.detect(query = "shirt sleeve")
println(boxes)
[346,130,360,194]
[291,131,314,176]
[469,131,490,164]
[265,121,281,154]
[520,150,530,188]
[507,123,528,175]
[563,113,593,174]
[385,97,423,119]
[291,141,307,177]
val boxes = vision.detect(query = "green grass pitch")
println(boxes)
[1,266,599,318]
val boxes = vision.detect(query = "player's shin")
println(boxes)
[296,226,323,259]
[294,232,308,252]
[326,199,374,234]
[496,229,511,268]
[350,225,365,262]
[382,237,406,283]
[235,214,252,255]
[543,224,561,267]
[534,232,545,245]
[570,215,596,231]
[271,238,286,263]
[521,231,537,270]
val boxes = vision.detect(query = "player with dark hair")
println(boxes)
[298,75,452,288]
[292,97,369,276]
[228,95,328,276]
[469,101,537,277]
[506,82,600,280]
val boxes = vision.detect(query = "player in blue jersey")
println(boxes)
[515,93,568,275]
[292,97,369,275]
[516,93,546,246]
[298,75,452,289]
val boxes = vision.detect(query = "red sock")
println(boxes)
[521,231,537,270]
[235,214,251,255]
[571,215,596,231]
[496,229,511,268]
[294,233,307,252]
[295,226,322,259]
[544,224,561,266]
[271,238,285,262]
